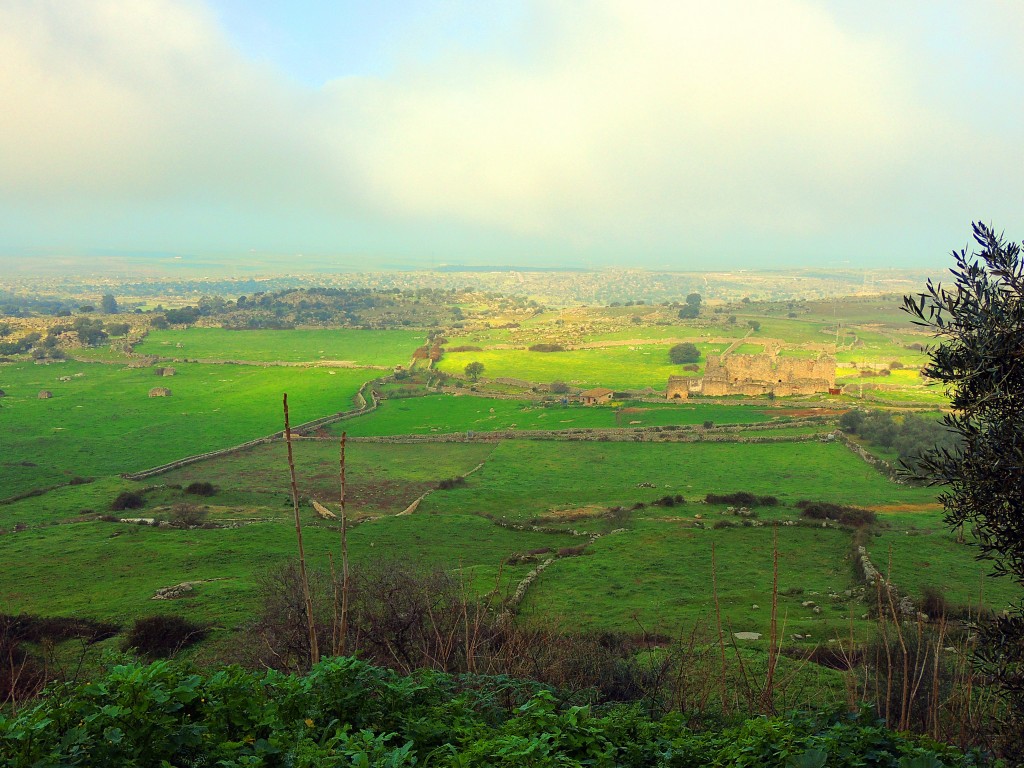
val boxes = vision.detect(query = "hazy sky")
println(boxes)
[1,0,1022,269]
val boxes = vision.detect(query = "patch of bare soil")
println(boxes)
[868,503,943,514]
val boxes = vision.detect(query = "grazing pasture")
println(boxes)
[521,521,858,637]
[136,328,423,366]
[0,512,578,626]
[437,343,730,391]
[334,394,824,437]
[0,360,373,497]
[158,440,495,519]
[420,440,937,522]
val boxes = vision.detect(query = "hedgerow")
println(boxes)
[0,657,988,767]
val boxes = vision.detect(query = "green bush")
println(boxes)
[123,615,208,659]
[110,491,144,511]
[184,481,217,496]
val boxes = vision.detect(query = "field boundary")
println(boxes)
[121,380,383,481]
[341,423,833,445]
[834,431,904,483]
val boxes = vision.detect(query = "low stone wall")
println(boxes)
[122,382,381,480]
[834,431,904,483]
[856,545,917,618]
[342,422,830,445]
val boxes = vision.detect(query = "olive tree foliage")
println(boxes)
[903,222,1024,725]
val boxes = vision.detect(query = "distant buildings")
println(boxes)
[579,387,614,405]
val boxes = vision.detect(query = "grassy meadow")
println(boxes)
[334,394,830,437]
[0,360,374,497]
[418,440,938,522]
[135,327,424,365]
[437,343,731,391]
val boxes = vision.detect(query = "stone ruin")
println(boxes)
[668,352,835,399]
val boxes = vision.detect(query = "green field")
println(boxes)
[157,440,495,518]
[419,440,936,524]
[522,522,858,637]
[136,328,424,366]
[438,343,730,390]
[334,395,830,436]
[0,512,579,627]
[0,360,374,497]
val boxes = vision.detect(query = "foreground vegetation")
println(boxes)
[0,656,991,767]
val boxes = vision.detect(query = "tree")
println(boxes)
[747,320,761,332]
[668,342,701,364]
[101,293,119,314]
[464,361,485,381]
[73,317,107,346]
[903,222,1024,735]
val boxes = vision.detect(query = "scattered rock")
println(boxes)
[152,582,197,600]
[734,631,761,641]
[311,500,337,520]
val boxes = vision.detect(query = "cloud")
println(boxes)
[0,0,1021,263]
[325,1,938,244]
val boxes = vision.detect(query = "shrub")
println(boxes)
[110,491,144,511]
[550,380,570,394]
[168,503,208,528]
[184,481,217,496]
[706,491,757,506]
[797,500,876,527]
[920,586,948,619]
[557,544,587,557]
[437,476,467,490]
[528,343,565,352]
[448,345,482,352]
[123,615,208,659]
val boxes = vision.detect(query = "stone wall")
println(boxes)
[700,353,835,397]
[666,376,692,399]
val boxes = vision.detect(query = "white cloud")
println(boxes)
[0,0,1020,262]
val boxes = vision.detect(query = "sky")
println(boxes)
[1,0,1022,270]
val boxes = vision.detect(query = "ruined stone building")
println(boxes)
[667,353,836,398]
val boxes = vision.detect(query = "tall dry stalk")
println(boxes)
[283,393,319,667]
[760,523,780,713]
[337,433,350,656]
[711,542,729,716]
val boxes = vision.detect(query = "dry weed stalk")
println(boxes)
[282,393,319,667]
[337,433,350,655]
[711,542,730,717]
[761,523,780,713]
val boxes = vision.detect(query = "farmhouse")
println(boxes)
[579,387,613,405]
[668,353,835,398]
